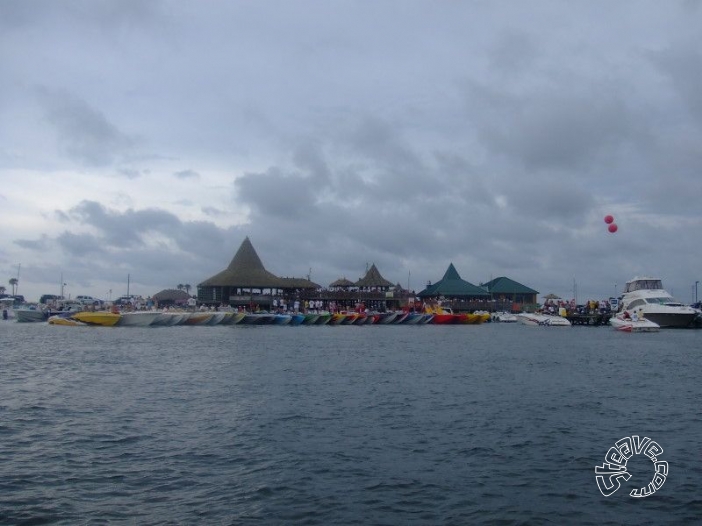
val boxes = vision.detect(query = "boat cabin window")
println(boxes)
[645,297,681,306]
[628,299,646,308]
[645,296,674,304]
[624,279,663,293]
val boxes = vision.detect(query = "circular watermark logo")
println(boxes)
[595,435,668,498]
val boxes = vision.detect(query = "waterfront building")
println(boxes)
[152,288,192,307]
[480,276,539,307]
[418,265,538,313]
[197,237,318,309]
[418,263,489,300]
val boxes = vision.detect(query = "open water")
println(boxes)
[0,321,700,525]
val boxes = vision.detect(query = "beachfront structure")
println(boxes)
[418,263,490,300]
[152,288,192,306]
[480,276,539,305]
[197,237,319,308]
[197,237,406,310]
[197,237,539,313]
[354,263,394,291]
[329,277,356,290]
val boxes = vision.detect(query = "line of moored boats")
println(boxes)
[5,277,700,331]
[12,307,494,327]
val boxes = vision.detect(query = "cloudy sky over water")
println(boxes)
[2,0,702,304]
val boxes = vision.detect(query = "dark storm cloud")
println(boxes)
[467,81,636,173]
[4,1,702,302]
[39,89,135,166]
[0,0,160,31]
[651,48,702,124]
[236,167,317,220]
[14,235,49,251]
[56,231,103,257]
[67,200,188,249]
[174,169,200,180]
[64,200,229,259]
[35,200,235,293]
[201,206,225,217]
[118,168,143,179]
[173,220,229,260]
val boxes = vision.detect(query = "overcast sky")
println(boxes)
[2,0,701,304]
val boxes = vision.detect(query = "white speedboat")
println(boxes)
[117,311,163,327]
[15,307,49,323]
[609,311,660,332]
[619,277,698,328]
[492,311,518,323]
[517,312,571,327]
[1,297,16,320]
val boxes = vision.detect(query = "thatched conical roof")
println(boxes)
[329,277,355,288]
[355,263,393,288]
[198,237,283,288]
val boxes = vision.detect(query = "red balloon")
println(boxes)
[608,223,618,233]
[604,215,614,224]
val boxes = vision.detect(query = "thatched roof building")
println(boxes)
[199,236,283,289]
[329,277,355,289]
[152,288,191,305]
[355,264,393,289]
[197,236,318,306]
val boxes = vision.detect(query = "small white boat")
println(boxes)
[400,312,423,324]
[151,311,187,326]
[273,314,292,325]
[1,297,16,320]
[219,311,246,325]
[610,311,660,332]
[492,311,518,323]
[15,307,49,323]
[118,311,163,327]
[206,312,228,325]
[183,312,214,325]
[376,312,399,324]
[518,312,571,327]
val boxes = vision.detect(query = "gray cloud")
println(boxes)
[174,169,200,180]
[38,89,135,166]
[2,1,702,302]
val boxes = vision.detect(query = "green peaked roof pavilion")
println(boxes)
[418,263,489,298]
[481,276,539,296]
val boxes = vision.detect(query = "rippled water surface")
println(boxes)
[1,322,700,525]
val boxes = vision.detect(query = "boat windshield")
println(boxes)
[624,279,663,293]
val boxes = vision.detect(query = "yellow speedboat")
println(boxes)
[70,311,122,326]
[48,315,86,326]
[457,312,490,324]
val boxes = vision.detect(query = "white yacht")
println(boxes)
[618,277,698,328]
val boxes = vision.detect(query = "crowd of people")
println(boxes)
[542,298,615,316]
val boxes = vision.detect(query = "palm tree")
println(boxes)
[184,284,191,295]
[177,284,184,291]
[9,278,18,296]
